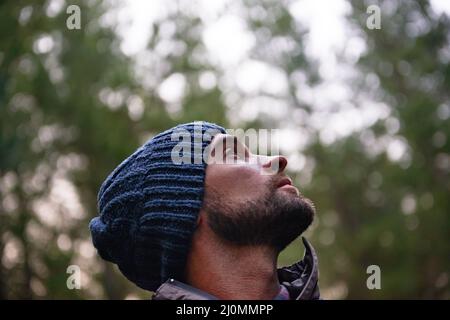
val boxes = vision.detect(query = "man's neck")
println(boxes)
[185,227,280,300]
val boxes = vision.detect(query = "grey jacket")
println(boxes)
[152,237,320,300]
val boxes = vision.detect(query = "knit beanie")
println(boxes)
[90,121,226,291]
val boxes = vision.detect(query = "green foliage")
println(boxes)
[299,0,450,298]
[1,0,448,299]
[0,0,228,299]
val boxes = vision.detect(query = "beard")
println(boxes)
[203,178,315,252]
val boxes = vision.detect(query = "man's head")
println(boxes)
[201,133,315,251]
[90,122,226,291]
[90,122,314,292]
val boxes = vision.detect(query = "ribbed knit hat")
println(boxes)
[90,121,226,291]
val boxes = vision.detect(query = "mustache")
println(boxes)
[267,174,302,196]
[267,174,282,191]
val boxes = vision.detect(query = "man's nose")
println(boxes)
[261,155,288,174]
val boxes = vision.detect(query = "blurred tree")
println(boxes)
[302,0,450,298]
[0,0,142,299]
[1,0,448,300]
[230,0,449,299]
[0,0,228,299]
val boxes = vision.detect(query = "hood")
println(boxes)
[152,237,320,300]
[277,237,320,300]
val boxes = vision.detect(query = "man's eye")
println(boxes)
[225,148,235,156]
[225,148,243,159]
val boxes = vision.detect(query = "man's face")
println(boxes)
[201,133,315,251]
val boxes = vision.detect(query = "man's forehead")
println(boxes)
[210,133,238,146]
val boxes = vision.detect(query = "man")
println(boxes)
[90,121,320,300]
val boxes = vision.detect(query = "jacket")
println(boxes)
[152,237,320,300]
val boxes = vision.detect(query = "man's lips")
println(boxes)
[276,177,293,188]
[276,176,300,196]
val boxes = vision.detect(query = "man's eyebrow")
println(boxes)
[211,135,234,149]
[222,135,238,150]
[210,135,229,157]
[211,135,247,157]
[221,135,250,157]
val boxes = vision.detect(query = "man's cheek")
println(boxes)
[223,167,259,186]
[207,163,264,192]
[228,172,267,197]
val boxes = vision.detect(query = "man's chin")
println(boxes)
[285,192,316,223]
[300,197,316,223]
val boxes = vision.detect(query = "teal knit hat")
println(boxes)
[90,121,226,291]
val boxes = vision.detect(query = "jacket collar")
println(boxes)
[277,237,320,300]
[153,279,218,300]
[152,237,320,300]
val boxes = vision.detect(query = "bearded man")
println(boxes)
[90,122,320,300]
